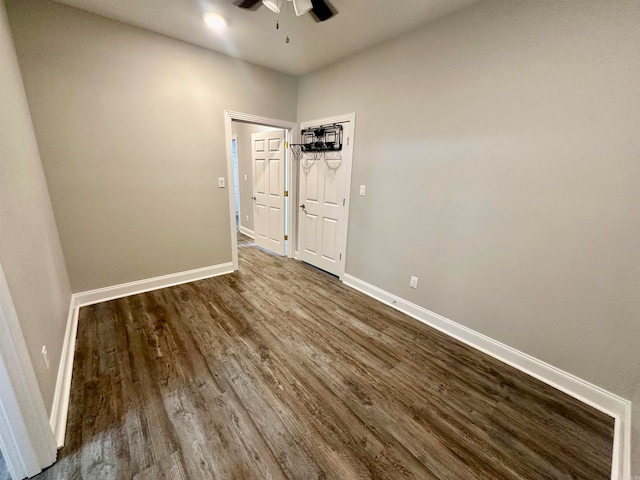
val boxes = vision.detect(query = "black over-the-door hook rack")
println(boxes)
[291,123,343,153]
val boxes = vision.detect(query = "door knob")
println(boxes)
[251,196,257,200]
[299,204,306,210]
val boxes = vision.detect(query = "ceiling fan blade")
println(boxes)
[233,0,262,9]
[262,0,281,14]
[309,0,335,22]
[292,0,313,16]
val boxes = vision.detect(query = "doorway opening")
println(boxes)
[224,111,355,279]
[224,111,297,271]
[231,121,284,245]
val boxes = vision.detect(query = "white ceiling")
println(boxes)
[52,0,479,76]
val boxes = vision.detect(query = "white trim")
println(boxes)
[286,128,297,260]
[342,273,631,480]
[611,400,632,480]
[224,111,297,270]
[620,401,632,480]
[49,299,79,448]
[0,263,57,479]
[232,136,242,240]
[299,113,356,280]
[49,262,234,449]
[73,263,234,308]
[239,226,255,239]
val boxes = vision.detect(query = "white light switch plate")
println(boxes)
[218,177,226,188]
[359,185,366,196]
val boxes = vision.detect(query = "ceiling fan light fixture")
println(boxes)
[292,0,312,16]
[203,12,227,30]
[262,0,281,14]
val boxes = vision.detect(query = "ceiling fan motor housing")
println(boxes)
[233,0,335,22]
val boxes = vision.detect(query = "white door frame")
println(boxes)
[224,111,297,270]
[0,262,57,479]
[297,112,356,279]
[231,134,243,236]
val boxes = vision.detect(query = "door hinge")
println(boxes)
[346,137,350,146]
[284,190,288,197]
[284,234,288,241]
[340,253,342,260]
[285,141,289,149]
[342,198,345,206]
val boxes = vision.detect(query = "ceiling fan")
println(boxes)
[233,0,336,22]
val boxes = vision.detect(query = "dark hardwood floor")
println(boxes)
[35,233,614,479]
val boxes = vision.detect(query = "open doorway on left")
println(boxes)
[231,120,286,250]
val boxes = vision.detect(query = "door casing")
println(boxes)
[0,262,58,480]
[224,111,297,270]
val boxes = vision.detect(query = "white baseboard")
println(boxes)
[49,262,234,448]
[49,297,79,448]
[239,226,255,239]
[74,262,234,307]
[342,273,631,480]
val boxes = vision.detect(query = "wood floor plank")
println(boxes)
[33,233,615,479]
[255,312,504,479]
[132,451,187,480]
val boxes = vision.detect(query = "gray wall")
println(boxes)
[298,0,640,399]
[7,0,297,292]
[0,0,72,413]
[232,122,281,234]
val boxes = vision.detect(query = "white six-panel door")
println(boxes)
[298,121,352,276]
[252,130,286,256]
